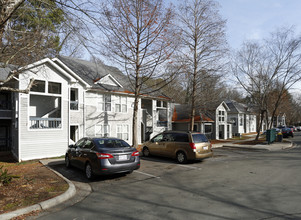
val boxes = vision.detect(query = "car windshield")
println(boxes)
[192,134,208,143]
[95,139,131,148]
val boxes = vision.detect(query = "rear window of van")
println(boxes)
[192,134,208,143]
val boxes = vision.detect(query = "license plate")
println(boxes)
[119,155,127,160]
[203,146,208,150]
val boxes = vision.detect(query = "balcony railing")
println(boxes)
[157,121,167,127]
[30,117,62,129]
[70,101,79,110]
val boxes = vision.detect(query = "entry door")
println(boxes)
[0,126,9,151]
[70,125,79,143]
[219,125,225,139]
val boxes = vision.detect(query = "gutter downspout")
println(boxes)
[83,89,86,137]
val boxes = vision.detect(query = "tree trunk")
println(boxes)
[255,110,265,141]
[132,95,139,148]
[269,93,283,129]
[190,34,198,132]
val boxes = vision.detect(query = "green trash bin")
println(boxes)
[266,129,276,144]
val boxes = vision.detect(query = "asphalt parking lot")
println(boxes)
[36,144,301,220]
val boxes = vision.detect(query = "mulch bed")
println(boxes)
[0,158,68,215]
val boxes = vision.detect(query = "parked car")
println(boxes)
[142,131,213,164]
[297,126,301,131]
[287,126,296,132]
[65,137,140,179]
[262,128,281,135]
[281,128,294,138]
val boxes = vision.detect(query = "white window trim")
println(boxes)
[97,94,112,112]
[115,96,127,113]
[117,124,129,141]
[70,88,80,112]
[95,124,111,137]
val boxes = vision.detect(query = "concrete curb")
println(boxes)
[213,140,294,152]
[0,160,76,220]
[221,145,269,151]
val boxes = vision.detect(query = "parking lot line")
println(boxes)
[134,170,160,178]
[177,164,200,169]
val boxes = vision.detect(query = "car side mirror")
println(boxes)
[69,144,75,148]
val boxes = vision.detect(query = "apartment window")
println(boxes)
[117,124,129,140]
[104,95,111,111]
[95,124,110,137]
[240,117,243,126]
[205,124,212,133]
[231,117,237,126]
[48,82,61,94]
[70,88,79,110]
[31,80,45,93]
[115,96,127,113]
[218,110,225,122]
[97,94,111,112]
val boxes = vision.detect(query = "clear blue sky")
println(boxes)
[215,0,301,95]
[215,0,301,49]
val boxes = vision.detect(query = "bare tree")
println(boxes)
[264,28,301,128]
[177,0,228,131]
[232,27,301,139]
[232,41,273,140]
[93,0,179,147]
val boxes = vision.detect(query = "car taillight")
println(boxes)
[96,153,114,159]
[189,143,196,149]
[131,151,140,157]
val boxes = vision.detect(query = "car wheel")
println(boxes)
[65,155,71,168]
[85,162,94,180]
[176,151,187,164]
[142,147,150,157]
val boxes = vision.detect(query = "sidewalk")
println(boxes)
[212,136,294,151]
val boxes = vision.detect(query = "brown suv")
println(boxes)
[142,131,213,163]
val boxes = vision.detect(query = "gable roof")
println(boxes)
[57,56,130,92]
[0,67,11,82]
[0,64,17,83]
[172,104,214,123]
[56,56,170,100]
[226,100,256,114]
[96,73,123,88]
